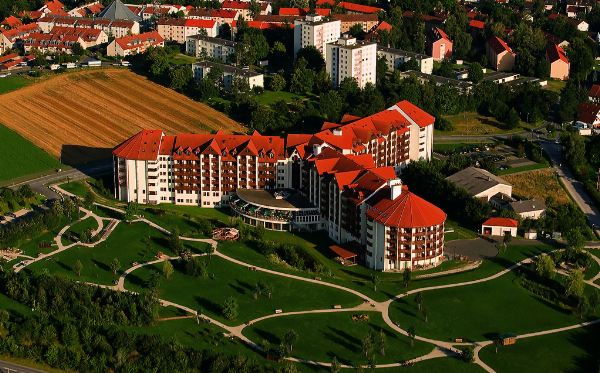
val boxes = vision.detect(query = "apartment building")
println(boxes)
[326,36,377,89]
[331,14,378,34]
[158,17,218,42]
[107,30,164,56]
[0,23,41,51]
[47,26,108,48]
[186,35,236,63]
[376,45,434,74]
[294,14,341,61]
[191,61,264,90]
[221,0,271,18]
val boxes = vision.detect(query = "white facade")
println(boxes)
[293,14,341,61]
[192,61,264,91]
[376,46,434,74]
[482,224,517,237]
[186,35,236,63]
[387,103,434,162]
[326,36,377,89]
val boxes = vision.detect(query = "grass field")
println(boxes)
[0,194,46,214]
[433,141,497,152]
[254,90,316,106]
[0,69,245,164]
[243,312,434,366]
[0,124,58,181]
[123,255,363,326]
[497,163,551,175]
[63,216,100,243]
[59,179,89,197]
[0,75,30,94]
[501,169,571,207]
[23,221,182,286]
[436,112,534,136]
[388,255,598,342]
[544,79,566,93]
[479,322,600,373]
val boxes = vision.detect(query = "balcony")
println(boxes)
[148,175,158,180]
[222,165,236,171]
[148,168,158,173]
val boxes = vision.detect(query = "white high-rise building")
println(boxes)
[293,14,341,61]
[326,36,377,89]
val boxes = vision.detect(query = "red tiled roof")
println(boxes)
[486,36,514,55]
[185,19,217,28]
[394,100,435,128]
[546,44,568,64]
[19,11,44,20]
[212,9,238,18]
[316,0,381,13]
[482,217,518,228]
[366,185,446,228]
[222,1,252,9]
[470,19,484,29]
[278,8,330,16]
[113,130,164,161]
[49,26,104,43]
[589,84,600,98]
[403,10,446,23]
[2,16,23,28]
[115,30,164,51]
[577,102,600,118]
[0,53,19,64]
[1,23,41,41]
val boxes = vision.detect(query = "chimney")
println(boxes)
[313,144,322,156]
[488,176,491,181]
[389,178,402,200]
[333,128,342,136]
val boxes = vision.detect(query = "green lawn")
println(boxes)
[479,322,600,373]
[584,249,600,281]
[168,55,197,66]
[58,179,89,197]
[433,141,497,153]
[0,75,29,94]
[243,311,434,366]
[65,215,100,237]
[353,358,486,372]
[444,219,479,241]
[497,163,550,176]
[0,194,46,214]
[123,255,363,326]
[254,90,315,106]
[0,289,35,318]
[143,208,211,238]
[0,124,58,182]
[388,259,598,342]
[435,112,535,136]
[149,204,231,224]
[23,221,184,286]
[544,79,566,93]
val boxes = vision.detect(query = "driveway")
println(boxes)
[445,236,500,261]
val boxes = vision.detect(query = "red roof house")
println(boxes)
[482,217,518,236]
[426,27,452,61]
[546,44,569,80]
[486,36,515,71]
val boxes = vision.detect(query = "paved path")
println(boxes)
[13,210,600,372]
[414,261,482,279]
[0,359,50,373]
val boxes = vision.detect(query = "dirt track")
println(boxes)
[0,69,244,164]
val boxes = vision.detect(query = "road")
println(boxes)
[5,161,112,200]
[0,360,48,373]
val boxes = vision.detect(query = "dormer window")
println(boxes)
[269,153,274,158]
[186,150,191,156]
[231,150,237,156]
[259,152,264,158]
[177,150,182,155]
[222,150,227,156]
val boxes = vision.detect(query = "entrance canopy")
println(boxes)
[329,240,363,260]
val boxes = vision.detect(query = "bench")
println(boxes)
[454,338,463,343]
[275,309,282,314]
[315,277,321,281]
[333,305,341,309]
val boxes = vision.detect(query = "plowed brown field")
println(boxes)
[0,69,244,164]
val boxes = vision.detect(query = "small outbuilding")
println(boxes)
[482,217,518,236]
[524,229,537,240]
[498,333,516,345]
[508,198,547,220]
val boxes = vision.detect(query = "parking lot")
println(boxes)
[436,144,534,171]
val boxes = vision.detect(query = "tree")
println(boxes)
[169,64,193,92]
[0,309,9,327]
[590,290,600,313]
[169,226,184,254]
[63,197,76,217]
[284,329,298,351]
[535,254,556,280]
[565,228,586,253]
[124,201,138,223]
[575,296,589,319]
[320,90,343,122]
[262,339,271,352]
[565,269,585,298]
[331,356,341,373]
[72,42,84,56]
[462,346,475,363]
[371,275,381,292]
[17,184,34,199]
[290,57,316,93]
[269,41,287,63]
[252,282,261,300]
[468,62,484,83]
[361,331,373,356]
[402,58,420,72]
[222,296,239,320]
[376,55,388,82]
[110,258,121,275]
[414,292,423,310]
[264,283,274,299]
[378,329,387,356]
[163,260,173,279]
[207,244,215,259]
[422,307,430,323]
[72,188,89,209]
[407,326,416,347]
[503,232,512,245]
[296,45,324,70]
[314,68,332,93]
[269,73,286,91]
[196,309,202,324]
[147,269,162,293]
[506,108,520,130]
[403,268,412,287]
[494,338,502,354]
[278,342,291,358]
[75,260,83,277]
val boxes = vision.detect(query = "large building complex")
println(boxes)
[186,35,236,63]
[112,101,441,271]
[377,46,434,74]
[294,14,341,61]
[326,36,377,89]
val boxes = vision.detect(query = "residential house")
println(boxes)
[49,26,108,48]
[192,61,264,90]
[446,167,513,202]
[278,8,330,16]
[486,36,515,71]
[399,70,473,93]
[508,198,547,220]
[221,0,271,18]
[184,19,219,38]
[110,20,139,38]
[403,11,446,29]
[376,45,434,74]
[0,23,41,51]
[576,102,600,128]
[294,14,341,61]
[326,36,377,88]
[141,7,169,21]
[68,1,104,17]
[107,30,164,56]
[546,44,569,80]
[542,31,569,49]
[364,21,392,42]
[489,192,514,210]
[482,217,518,236]
[1,16,23,29]
[589,84,600,102]
[19,11,45,21]
[317,0,382,14]
[469,19,484,40]
[426,27,452,61]
[38,0,68,16]
[187,9,238,27]
[159,18,218,43]
[23,32,84,54]
[331,14,379,34]
[186,34,236,62]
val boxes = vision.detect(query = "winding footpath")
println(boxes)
[11,197,600,372]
